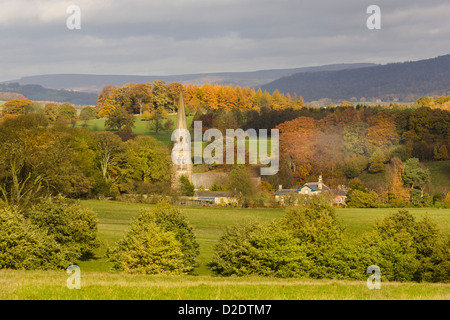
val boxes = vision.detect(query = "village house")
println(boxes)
[274,175,348,206]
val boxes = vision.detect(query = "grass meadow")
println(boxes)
[77,114,187,146]
[1,201,449,300]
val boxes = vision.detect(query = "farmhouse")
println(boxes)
[274,175,348,206]
[297,175,329,195]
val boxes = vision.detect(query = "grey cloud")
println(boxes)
[0,0,449,82]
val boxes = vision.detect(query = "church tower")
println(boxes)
[171,92,193,189]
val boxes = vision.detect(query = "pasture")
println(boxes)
[1,201,449,300]
[77,114,187,146]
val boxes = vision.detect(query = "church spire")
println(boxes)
[176,91,188,131]
[171,90,193,189]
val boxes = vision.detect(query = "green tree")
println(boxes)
[25,197,100,259]
[280,196,343,255]
[180,175,195,196]
[433,145,448,160]
[368,148,387,173]
[122,136,172,190]
[408,107,433,140]
[346,189,378,208]
[343,121,369,155]
[209,221,311,277]
[0,206,70,270]
[107,220,185,274]
[107,201,196,274]
[228,165,255,206]
[402,158,431,202]
[79,106,98,124]
[0,116,96,204]
[152,80,174,111]
[93,131,124,183]
[210,196,344,278]
[56,103,78,126]
[142,200,200,270]
[360,209,449,282]
[105,106,135,131]
[147,106,169,134]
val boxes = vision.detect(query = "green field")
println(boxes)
[79,115,273,156]
[1,269,448,300]
[78,114,188,146]
[2,201,448,300]
[75,201,450,275]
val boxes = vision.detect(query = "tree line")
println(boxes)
[0,114,173,206]
[270,104,449,207]
[1,83,449,208]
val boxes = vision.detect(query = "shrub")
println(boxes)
[210,196,343,277]
[315,243,380,280]
[144,200,199,270]
[107,220,186,274]
[209,221,312,277]
[0,206,70,270]
[357,209,449,282]
[24,197,100,260]
[346,189,378,208]
[108,200,199,274]
[280,196,343,255]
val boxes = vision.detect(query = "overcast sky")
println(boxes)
[1,0,449,82]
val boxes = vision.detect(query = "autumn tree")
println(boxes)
[385,157,410,207]
[43,103,59,122]
[97,85,117,118]
[129,83,153,115]
[277,116,317,182]
[1,98,34,116]
[367,112,399,147]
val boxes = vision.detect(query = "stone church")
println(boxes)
[171,92,260,191]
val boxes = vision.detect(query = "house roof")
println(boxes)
[274,189,298,196]
[298,182,330,192]
[195,191,234,198]
[331,188,348,196]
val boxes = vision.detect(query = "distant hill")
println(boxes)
[6,63,376,94]
[260,54,450,102]
[0,83,98,106]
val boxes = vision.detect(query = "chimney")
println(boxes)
[318,175,323,190]
[278,185,282,190]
